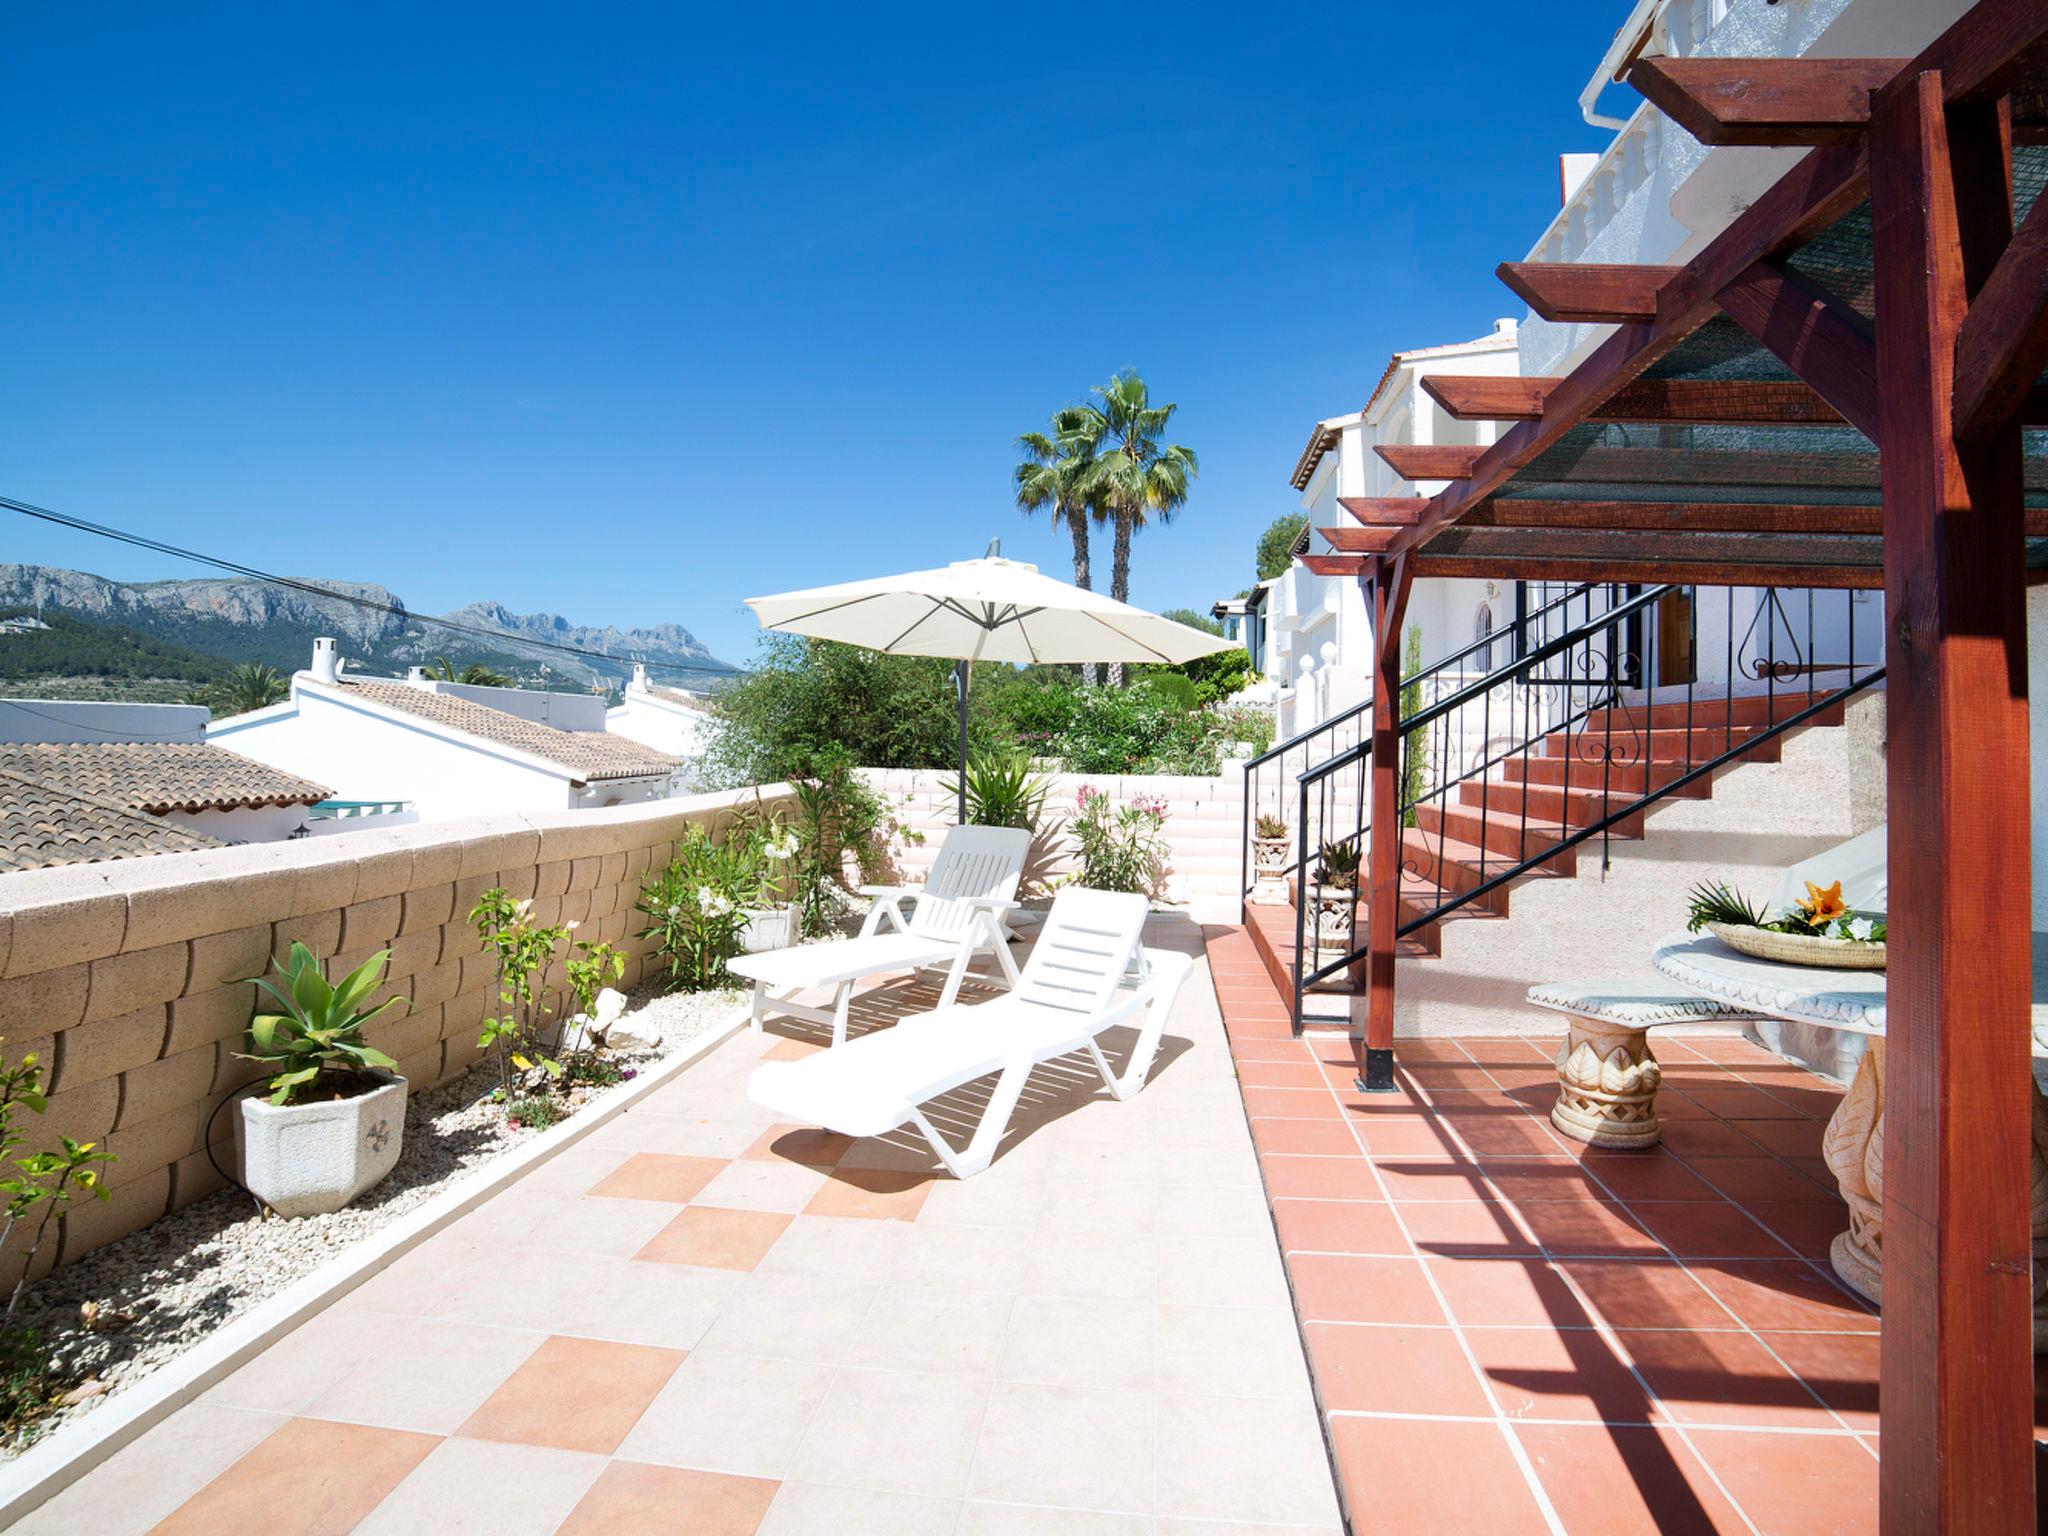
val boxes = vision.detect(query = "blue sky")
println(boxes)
[0,2,1614,670]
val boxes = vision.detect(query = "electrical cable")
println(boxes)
[1,492,738,681]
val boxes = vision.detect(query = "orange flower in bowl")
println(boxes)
[1796,879,1848,926]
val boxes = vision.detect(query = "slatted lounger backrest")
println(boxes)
[905,824,1033,941]
[1011,888,1149,1018]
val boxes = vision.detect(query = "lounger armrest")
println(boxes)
[858,884,923,899]
[957,896,1021,915]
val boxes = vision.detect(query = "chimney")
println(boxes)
[406,666,429,685]
[631,662,649,693]
[311,637,340,684]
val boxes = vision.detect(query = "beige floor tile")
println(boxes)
[966,1380,1156,1515]
[353,1436,606,1535]
[1156,1181,1276,1239]
[756,1212,909,1283]
[1154,1141,1263,1189]
[504,1189,697,1258]
[513,1138,634,1194]
[333,1237,485,1317]
[202,1307,396,1414]
[590,1108,767,1156]
[697,1157,833,1213]
[958,1506,1155,1535]
[757,1481,963,1536]
[1156,1232,1292,1310]
[844,1283,1014,1377]
[790,1366,992,1497]
[890,1221,1036,1291]
[555,1253,743,1349]
[998,1293,1155,1392]
[911,1174,1048,1230]
[1048,1137,1165,1185]
[1156,1520,1342,1536]
[1037,1179,1161,1236]
[9,1403,286,1536]
[700,1270,880,1362]
[1154,1304,1312,1399]
[297,1315,548,1434]
[1019,1231,1161,1302]
[615,1347,837,1478]
[1154,1393,1340,1527]
[805,1165,935,1220]
[428,1246,598,1331]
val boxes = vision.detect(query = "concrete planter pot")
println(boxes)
[740,905,798,954]
[1310,887,1359,972]
[1250,835,1291,907]
[237,1072,407,1218]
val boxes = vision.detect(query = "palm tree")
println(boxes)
[191,663,289,719]
[425,655,511,687]
[1015,405,1108,685]
[1066,371,1198,685]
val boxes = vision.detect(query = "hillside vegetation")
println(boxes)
[0,610,234,688]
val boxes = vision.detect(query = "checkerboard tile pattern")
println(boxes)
[19,923,1343,1536]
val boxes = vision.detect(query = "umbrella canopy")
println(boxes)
[745,553,1237,818]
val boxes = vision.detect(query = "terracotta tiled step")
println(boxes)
[1413,801,1596,867]
[1574,692,1848,732]
[1243,896,1441,1004]
[1499,753,1717,799]
[1396,828,1534,916]
[1542,725,1783,764]
[1455,778,1648,837]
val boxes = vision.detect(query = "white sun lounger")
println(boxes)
[746,887,1193,1178]
[727,824,1031,1047]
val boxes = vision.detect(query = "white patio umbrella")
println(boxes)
[745,547,1235,819]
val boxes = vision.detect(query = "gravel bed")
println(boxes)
[4,981,745,1456]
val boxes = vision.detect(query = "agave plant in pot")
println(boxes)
[1250,813,1291,907]
[234,944,411,1218]
[1309,838,1362,972]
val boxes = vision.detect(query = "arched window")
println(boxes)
[1473,602,1496,672]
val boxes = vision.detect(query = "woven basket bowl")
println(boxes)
[1705,922,1887,971]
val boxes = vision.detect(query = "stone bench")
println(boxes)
[1526,980,1763,1149]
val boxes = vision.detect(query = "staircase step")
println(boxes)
[1573,693,1848,732]
[1541,725,1783,764]
[1398,828,1540,915]
[1455,778,1648,837]
[1414,802,1590,869]
[1499,754,1716,798]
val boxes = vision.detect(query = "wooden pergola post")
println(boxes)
[1357,553,1411,1091]
[1870,67,2035,1532]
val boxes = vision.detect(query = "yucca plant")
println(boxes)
[1684,879,1771,934]
[1315,839,1362,891]
[239,944,408,1105]
[1254,814,1288,841]
[944,748,1052,831]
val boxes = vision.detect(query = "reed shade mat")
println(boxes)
[1703,923,1887,971]
[746,548,1233,819]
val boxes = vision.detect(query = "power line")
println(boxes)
[1,492,739,679]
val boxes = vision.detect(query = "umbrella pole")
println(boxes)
[953,659,970,824]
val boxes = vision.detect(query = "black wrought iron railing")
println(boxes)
[1246,582,1887,1030]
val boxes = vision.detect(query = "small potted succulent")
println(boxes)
[1310,838,1362,970]
[234,944,410,1217]
[1250,814,1292,907]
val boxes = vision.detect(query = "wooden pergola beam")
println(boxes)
[1468,497,2048,537]
[1375,443,1486,482]
[1954,183,2048,443]
[1406,554,1883,590]
[1319,525,1407,554]
[1715,261,1882,438]
[1420,375,1550,421]
[1628,56,1905,146]
[1422,373,1860,426]
[1496,261,1678,323]
[1334,497,1429,525]
[1419,524,1882,569]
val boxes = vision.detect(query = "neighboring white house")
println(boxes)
[211,639,680,821]
[1263,319,1523,739]
[607,663,714,779]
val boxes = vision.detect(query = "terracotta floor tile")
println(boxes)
[1249,1117,1361,1157]
[1626,1200,1798,1260]
[1240,1085,1343,1120]
[1686,1259,1878,1333]
[1397,1198,1539,1258]
[1576,1154,1722,1203]
[1686,1155,1838,1204]
[1557,1259,1735,1332]
[637,1206,794,1270]
[1463,1324,1657,1423]
[587,1152,729,1203]
[1732,1117,1828,1158]
[1272,1197,1409,1256]
[1289,1253,1446,1325]
[744,1124,854,1167]
[1229,1038,1314,1063]
[1258,1153,1375,1200]
[1424,1256,1590,1329]
[1304,1322,1490,1415]
[1765,1329,1880,1431]
[1518,1421,1747,1535]
[1515,1199,1664,1258]
[149,1417,440,1535]
[1234,1059,1329,1089]
[1481,1158,1607,1204]
[1687,1425,1877,1534]
[1745,1200,1849,1262]
[1685,1083,1806,1120]
[805,1165,933,1220]
[1450,1115,1571,1158]
[458,1335,685,1454]
[1620,1326,1837,1429]
[1660,1119,1772,1158]
[1355,1117,1469,1157]
[1327,1416,1551,1534]
[555,1462,778,1535]
[1372,1157,1493,1202]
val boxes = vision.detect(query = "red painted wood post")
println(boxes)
[1870,68,2035,1534]
[1357,555,1412,1092]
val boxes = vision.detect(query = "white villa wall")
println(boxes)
[211,688,584,821]
[160,804,315,844]
[0,699,209,745]
[426,680,609,734]
[609,695,713,763]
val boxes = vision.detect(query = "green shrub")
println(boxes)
[636,824,771,991]
[1056,686,1220,775]
[505,1095,565,1131]
[944,748,1052,830]
[1071,786,1169,895]
[1141,672,1199,711]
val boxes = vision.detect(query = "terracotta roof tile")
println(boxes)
[0,767,224,874]
[0,743,331,815]
[337,679,679,781]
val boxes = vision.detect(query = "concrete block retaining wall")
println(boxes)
[859,767,1249,923]
[0,786,788,1276]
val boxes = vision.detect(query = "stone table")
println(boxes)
[1652,930,2048,1348]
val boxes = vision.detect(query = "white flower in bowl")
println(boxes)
[1847,916,1875,942]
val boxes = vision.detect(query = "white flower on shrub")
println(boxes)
[697,885,733,918]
